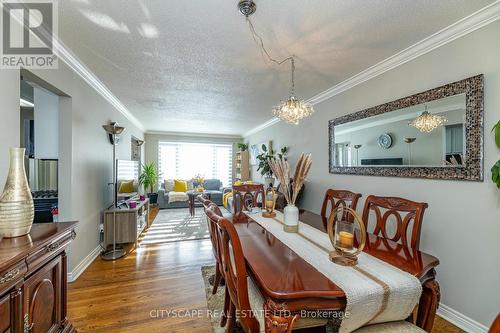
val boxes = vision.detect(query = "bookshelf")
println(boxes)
[235,150,250,181]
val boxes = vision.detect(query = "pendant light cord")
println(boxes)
[246,16,295,96]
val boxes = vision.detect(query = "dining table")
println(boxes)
[229,209,440,333]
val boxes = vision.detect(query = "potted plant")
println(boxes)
[237,143,248,151]
[256,145,288,186]
[139,162,159,204]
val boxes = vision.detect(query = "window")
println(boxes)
[158,141,233,187]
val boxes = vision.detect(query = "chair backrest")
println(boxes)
[205,206,260,332]
[320,189,362,227]
[232,184,265,214]
[204,201,223,265]
[197,193,212,209]
[362,195,428,250]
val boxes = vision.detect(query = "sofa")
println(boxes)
[158,179,225,209]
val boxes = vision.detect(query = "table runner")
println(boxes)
[246,211,422,333]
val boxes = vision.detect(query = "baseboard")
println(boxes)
[438,303,489,333]
[67,246,101,283]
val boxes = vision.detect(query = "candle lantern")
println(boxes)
[262,187,277,218]
[327,206,366,266]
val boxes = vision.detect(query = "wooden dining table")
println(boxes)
[229,209,440,333]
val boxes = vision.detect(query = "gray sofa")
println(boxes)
[157,179,225,209]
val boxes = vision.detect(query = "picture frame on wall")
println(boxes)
[250,141,272,165]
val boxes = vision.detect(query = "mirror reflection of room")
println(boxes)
[20,76,60,223]
[333,93,465,167]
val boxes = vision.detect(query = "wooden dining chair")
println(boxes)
[207,207,328,332]
[320,189,362,228]
[198,193,212,209]
[232,184,265,215]
[361,195,428,250]
[206,206,301,333]
[201,197,225,294]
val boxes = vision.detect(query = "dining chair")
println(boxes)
[198,193,212,209]
[320,189,362,228]
[232,184,265,214]
[361,195,428,250]
[201,196,225,294]
[206,206,327,333]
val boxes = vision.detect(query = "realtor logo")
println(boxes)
[1,0,58,68]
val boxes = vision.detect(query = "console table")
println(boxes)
[0,221,77,333]
[103,198,150,248]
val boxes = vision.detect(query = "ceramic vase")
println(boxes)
[0,148,34,238]
[283,204,299,233]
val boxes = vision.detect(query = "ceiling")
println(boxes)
[58,0,493,135]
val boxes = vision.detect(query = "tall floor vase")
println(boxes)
[0,148,34,238]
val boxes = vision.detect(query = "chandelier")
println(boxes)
[238,0,314,125]
[409,105,447,133]
[272,58,314,125]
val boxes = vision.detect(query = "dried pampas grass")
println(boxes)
[269,153,312,206]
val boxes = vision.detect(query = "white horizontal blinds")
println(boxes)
[158,144,176,181]
[158,142,233,187]
[116,160,139,181]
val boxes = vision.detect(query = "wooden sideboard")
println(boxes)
[0,222,77,333]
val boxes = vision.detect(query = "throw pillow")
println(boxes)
[119,180,134,193]
[173,179,188,192]
[164,179,174,192]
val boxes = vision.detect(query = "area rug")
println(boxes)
[140,207,209,245]
[201,265,244,333]
[201,265,337,333]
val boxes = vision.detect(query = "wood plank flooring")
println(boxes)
[67,207,465,333]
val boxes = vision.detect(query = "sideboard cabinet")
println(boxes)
[0,221,77,333]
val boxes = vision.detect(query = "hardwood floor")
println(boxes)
[67,207,465,333]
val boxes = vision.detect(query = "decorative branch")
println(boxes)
[269,153,312,206]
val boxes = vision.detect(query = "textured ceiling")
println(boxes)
[58,0,493,135]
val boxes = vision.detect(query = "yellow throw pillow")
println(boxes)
[234,180,242,186]
[173,179,188,192]
[119,180,134,193]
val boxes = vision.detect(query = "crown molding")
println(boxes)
[52,39,146,132]
[243,117,280,137]
[146,130,242,140]
[243,1,500,138]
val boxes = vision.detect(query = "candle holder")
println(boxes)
[262,187,277,218]
[327,206,366,266]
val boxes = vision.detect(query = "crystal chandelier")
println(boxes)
[272,58,314,125]
[409,105,447,133]
[238,0,314,125]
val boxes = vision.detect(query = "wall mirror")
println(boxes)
[328,75,483,181]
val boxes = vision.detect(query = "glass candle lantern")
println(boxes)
[262,187,277,218]
[327,206,366,266]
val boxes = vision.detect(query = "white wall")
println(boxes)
[0,63,144,273]
[245,21,500,328]
[0,70,21,184]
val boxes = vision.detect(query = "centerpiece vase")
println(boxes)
[0,148,34,238]
[283,204,299,233]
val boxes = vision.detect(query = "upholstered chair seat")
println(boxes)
[353,321,426,332]
[247,276,329,332]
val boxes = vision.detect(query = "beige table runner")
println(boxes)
[246,211,422,333]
